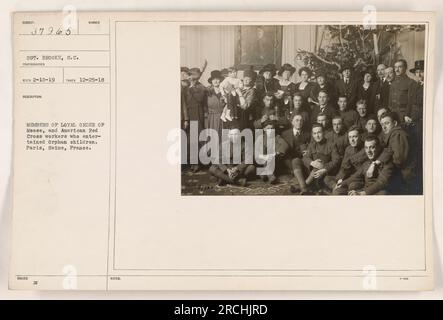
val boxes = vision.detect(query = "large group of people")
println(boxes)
[180,58,424,195]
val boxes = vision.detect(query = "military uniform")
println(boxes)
[325,130,348,156]
[382,125,417,194]
[389,74,418,122]
[339,109,359,130]
[303,138,341,175]
[355,114,372,131]
[336,158,394,195]
[324,143,364,192]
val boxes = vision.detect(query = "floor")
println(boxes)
[181,167,299,195]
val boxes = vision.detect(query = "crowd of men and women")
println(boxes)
[180,58,424,195]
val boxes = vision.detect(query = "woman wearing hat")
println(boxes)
[239,68,259,129]
[256,63,281,98]
[356,69,377,115]
[206,70,226,139]
[294,66,315,112]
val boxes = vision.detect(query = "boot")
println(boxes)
[305,170,315,186]
[293,168,308,193]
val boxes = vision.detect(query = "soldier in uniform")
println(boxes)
[355,99,371,131]
[334,135,394,195]
[362,115,382,141]
[301,124,341,194]
[410,60,424,194]
[316,113,331,135]
[337,95,359,130]
[324,126,364,193]
[389,59,418,125]
[380,112,417,194]
[410,60,424,124]
[325,116,348,156]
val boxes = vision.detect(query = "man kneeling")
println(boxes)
[334,135,394,195]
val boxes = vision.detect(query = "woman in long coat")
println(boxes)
[206,70,226,139]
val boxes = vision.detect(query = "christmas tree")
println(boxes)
[296,24,425,81]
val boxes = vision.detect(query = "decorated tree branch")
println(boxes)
[295,24,425,81]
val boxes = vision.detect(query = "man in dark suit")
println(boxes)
[373,63,386,111]
[378,66,395,110]
[280,114,311,194]
[335,65,358,109]
[310,90,337,125]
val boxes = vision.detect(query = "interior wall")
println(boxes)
[180,25,426,84]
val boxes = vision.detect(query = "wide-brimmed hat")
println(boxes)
[208,70,224,84]
[339,64,353,73]
[410,60,424,73]
[259,63,277,76]
[180,66,190,74]
[243,69,257,82]
[189,67,202,75]
[278,63,296,76]
[298,66,312,77]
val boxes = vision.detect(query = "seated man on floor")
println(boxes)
[208,128,255,186]
[290,123,341,194]
[333,135,394,195]
[324,125,364,193]
[255,119,292,184]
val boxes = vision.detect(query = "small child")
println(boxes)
[220,67,243,122]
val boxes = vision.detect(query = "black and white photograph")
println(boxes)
[180,24,426,196]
